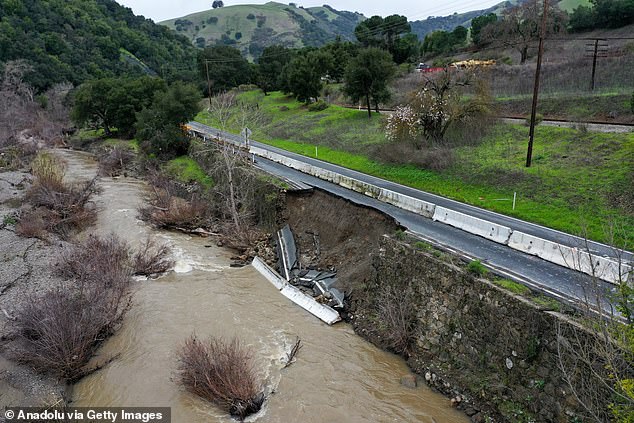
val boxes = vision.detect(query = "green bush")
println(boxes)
[414,241,431,250]
[140,126,191,159]
[467,260,488,276]
[307,100,329,112]
[630,92,634,113]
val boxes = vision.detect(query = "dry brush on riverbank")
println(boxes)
[138,141,281,263]
[10,233,175,383]
[18,151,99,239]
[11,235,132,382]
[176,335,265,421]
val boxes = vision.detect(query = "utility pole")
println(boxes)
[590,39,599,91]
[585,38,608,91]
[204,60,213,109]
[526,0,549,168]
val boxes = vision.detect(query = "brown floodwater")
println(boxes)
[56,149,467,423]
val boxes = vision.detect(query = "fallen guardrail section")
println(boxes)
[252,257,341,325]
[251,225,342,325]
[188,123,632,285]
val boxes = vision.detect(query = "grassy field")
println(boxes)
[196,90,634,246]
[557,0,592,12]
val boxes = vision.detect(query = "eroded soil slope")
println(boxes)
[282,188,400,293]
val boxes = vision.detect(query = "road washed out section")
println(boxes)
[187,124,631,284]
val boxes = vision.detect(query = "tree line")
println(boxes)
[420,0,633,62]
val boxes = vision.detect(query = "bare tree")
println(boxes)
[556,226,634,422]
[208,143,258,244]
[481,0,567,64]
[386,69,493,147]
[0,62,71,148]
[208,91,236,131]
[0,60,36,146]
[234,101,265,141]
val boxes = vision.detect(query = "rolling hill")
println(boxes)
[160,2,364,58]
[0,0,198,91]
[161,0,588,60]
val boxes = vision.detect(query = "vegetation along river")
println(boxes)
[56,149,467,423]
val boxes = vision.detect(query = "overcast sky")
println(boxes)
[117,0,502,23]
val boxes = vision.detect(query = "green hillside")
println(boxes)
[557,0,592,12]
[160,2,364,58]
[0,0,198,91]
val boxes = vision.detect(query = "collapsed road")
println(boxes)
[187,121,632,315]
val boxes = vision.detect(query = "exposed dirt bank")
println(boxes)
[282,188,401,295]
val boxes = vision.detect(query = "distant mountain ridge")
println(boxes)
[160,2,364,58]
[162,0,575,58]
[410,0,526,39]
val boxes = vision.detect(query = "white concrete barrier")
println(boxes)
[251,256,285,290]
[508,232,631,284]
[432,206,512,245]
[196,128,633,285]
[251,257,341,325]
[250,146,436,218]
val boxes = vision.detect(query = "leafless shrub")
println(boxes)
[12,235,133,382]
[176,335,264,420]
[98,145,135,177]
[15,208,51,239]
[376,283,418,355]
[26,152,99,237]
[555,225,634,421]
[57,234,132,290]
[132,236,174,276]
[139,191,211,230]
[12,282,130,382]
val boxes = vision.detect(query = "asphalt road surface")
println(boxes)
[189,121,631,314]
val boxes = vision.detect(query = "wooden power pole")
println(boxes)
[586,39,608,91]
[205,60,213,109]
[526,0,549,168]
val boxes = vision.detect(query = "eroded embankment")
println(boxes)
[281,188,401,295]
[283,188,614,423]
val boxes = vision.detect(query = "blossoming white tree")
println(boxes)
[386,69,492,148]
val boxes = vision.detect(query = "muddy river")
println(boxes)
[56,150,467,423]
